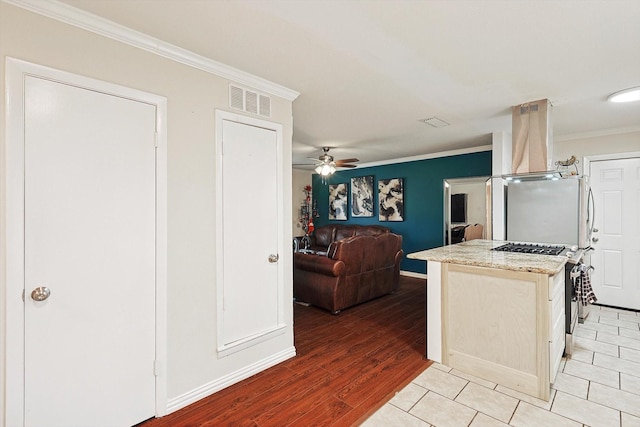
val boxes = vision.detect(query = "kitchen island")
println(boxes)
[409,239,568,400]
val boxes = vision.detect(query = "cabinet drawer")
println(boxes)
[548,271,563,301]
[549,318,565,383]
[549,291,565,338]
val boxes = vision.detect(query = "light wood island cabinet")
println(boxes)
[409,240,567,401]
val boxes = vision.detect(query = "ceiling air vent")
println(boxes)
[229,84,271,117]
[422,116,450,128]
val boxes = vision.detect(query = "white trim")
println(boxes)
[4,56,27,427]
[154,93,169,418]
[294,144,493,171]
[1,0,299,102]
[166,346,296,414]
[400,270,427,280]
[554,125,640,142]
[583,151,640,166]
[217,325,287,359]
[3,57,168,425]
[583,151,640,181]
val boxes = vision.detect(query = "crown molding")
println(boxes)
[554,125,640,142]
[293,144,493,171]
[355,145,493,169]
[2,0,300,101]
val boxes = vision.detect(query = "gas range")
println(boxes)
[492,242,565,256]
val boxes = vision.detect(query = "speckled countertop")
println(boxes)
[407,239,570,275]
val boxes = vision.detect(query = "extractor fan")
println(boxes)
[296,147,359,176]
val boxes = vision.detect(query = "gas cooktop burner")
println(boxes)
[492,242,565,256]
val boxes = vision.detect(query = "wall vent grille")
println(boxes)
[230,85,244,110]
[229,85,271,117]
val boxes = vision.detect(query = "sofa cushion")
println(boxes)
[354,225,390,236]
[335,226,357,242]
[313,226,336,248]
[310,224,391,252]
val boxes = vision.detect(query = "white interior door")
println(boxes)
[24,76,157,426]
[218,118,282,353]
[589,157,640,310]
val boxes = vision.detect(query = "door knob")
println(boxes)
[31,286,51,301]
[592,237,599,243]
[268,254,279,263]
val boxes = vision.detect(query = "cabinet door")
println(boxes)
[442,264,550,400]
[549,272,565,383]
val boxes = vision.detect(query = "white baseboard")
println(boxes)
[165,346,296,415]
[400,270,427,280]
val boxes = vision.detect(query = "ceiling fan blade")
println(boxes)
[335,158,359,164]
[338,164,357,168]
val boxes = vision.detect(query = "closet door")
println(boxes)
[23,75,157,427]
[217,116,285,355]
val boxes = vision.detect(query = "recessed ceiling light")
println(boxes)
[608,86,640,103]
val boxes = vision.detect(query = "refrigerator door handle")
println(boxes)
[587,187,596,237]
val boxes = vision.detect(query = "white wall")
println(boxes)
[554,130,640,175]
[0,3,294,419]
[292,168,313,237]
[491,131,511,240]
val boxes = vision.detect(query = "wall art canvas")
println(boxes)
[351,175,374,217]
[328,183,348,220]
[379,178,404,221]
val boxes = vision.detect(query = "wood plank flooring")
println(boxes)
[142,276,431,427]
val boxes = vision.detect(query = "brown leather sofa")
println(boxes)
[304,224,391,253]
[294,225,403,314]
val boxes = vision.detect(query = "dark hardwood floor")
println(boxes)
[142,276,431,427]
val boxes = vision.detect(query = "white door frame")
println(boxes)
[3,57,168,426]
[583,151,640,173]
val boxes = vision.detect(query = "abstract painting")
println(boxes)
[378,178,404,221]
[328,183,348,220]
[351,175,374,217]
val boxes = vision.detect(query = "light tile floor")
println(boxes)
[363,305,640,427]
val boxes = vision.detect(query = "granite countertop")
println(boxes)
[407,239,570,275]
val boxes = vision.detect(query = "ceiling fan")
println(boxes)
[300,147,359,176]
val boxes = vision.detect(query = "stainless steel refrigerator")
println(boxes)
[505,173,597,346]
[505,174,594,248]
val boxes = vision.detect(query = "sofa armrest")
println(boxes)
[294,253,345,277]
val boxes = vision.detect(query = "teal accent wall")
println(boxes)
[312,150,492,274]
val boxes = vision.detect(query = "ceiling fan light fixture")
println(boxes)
[315,161,337,176]
[608,86,640,103]
[310,147,357,178]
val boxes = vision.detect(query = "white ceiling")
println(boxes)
[59,0,640,167]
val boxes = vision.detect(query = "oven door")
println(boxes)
[577,251,593,322]
[565,261,580,356]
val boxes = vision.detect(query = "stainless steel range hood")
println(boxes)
[512,98,553,174]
